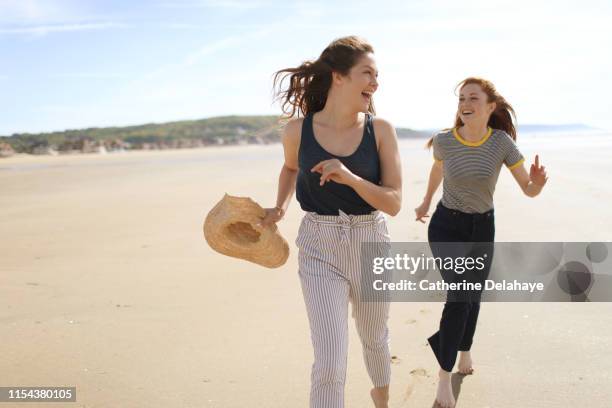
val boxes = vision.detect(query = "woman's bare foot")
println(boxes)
[458,351,474,375]
[370,386,389,408]
[435,369,455,408]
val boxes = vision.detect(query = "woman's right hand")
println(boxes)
[258,207,285,228]
[414,200,431,223]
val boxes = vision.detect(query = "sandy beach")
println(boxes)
[2,133,612,407]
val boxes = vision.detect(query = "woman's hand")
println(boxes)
[311,159,357,186]
[529,154,548,187]
[258,207,284,227]
[510,153,548,197]
[415,200,431,223]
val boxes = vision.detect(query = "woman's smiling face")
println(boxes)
[334,52,378,113]
[458,83,496,125]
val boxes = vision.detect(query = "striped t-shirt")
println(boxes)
[432,127,524,213]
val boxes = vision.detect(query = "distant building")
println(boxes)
[105,139,130,152]
[81,139,98,154]
[0,142,15,157]
[32,145,58,155]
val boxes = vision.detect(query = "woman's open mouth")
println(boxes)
[361,91,372,103]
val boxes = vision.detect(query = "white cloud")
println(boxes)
[0,21,127,36]
[0,0,88,24]
[131,35,240,84]
[0,0,54,21]
[47,72,129,79]
[132,24,278,84]
[155,0,273,10]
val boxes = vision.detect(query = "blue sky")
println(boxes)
[1,0,611,135]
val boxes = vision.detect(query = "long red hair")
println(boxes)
[427,77,517,148]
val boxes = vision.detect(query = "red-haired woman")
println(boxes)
[415,78,548,408]
[261,36,402,408]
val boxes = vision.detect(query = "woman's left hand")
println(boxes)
[529,154,548,187]
[311,159,357,186]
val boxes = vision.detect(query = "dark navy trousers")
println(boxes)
[427,202,495,372]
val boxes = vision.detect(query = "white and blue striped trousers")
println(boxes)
[296,209,391,408]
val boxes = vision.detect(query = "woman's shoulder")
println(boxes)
[371,115,395,134]
[279,117,306,152]
[372,115,397,138]
[281,116,305,138]
[491,128,517,145]
[371,116,398,151]
[283,116,305,129]
[433,128,453,143]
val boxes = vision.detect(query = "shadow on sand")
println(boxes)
[430,372,467,408]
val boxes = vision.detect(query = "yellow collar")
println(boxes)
[452,127,493,147]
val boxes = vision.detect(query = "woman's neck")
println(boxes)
[460,122,489,142]
[316,94,361,130]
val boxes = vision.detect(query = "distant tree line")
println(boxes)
[0,115,429,156]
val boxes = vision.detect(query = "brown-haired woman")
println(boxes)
[415,77,548,408]
[260,36,402,408]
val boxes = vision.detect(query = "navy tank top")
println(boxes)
[296,113,381,215]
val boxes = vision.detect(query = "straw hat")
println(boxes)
[203,194,289,268]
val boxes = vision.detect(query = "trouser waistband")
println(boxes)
[437,203,494,220]
[305,209,383,226]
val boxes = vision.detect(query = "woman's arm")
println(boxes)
[510,154,548,197]
[415,160,443,223]
[260,119,301,226]
[349,118,403,216]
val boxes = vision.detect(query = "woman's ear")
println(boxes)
[331,71,343,86]
[489,101,497,114]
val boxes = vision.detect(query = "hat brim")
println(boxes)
[203,194,289,268]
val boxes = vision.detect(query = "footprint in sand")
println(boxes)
[391,355,401,365]
[403,368,430,403]
[410,368,429,377]
[405,319,417,324]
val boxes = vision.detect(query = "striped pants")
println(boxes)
[296,210,391,408]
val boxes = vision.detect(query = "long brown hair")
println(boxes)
[273,36,375,118]
[427,77,517,148]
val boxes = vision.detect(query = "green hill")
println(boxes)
[0,115,429,155]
